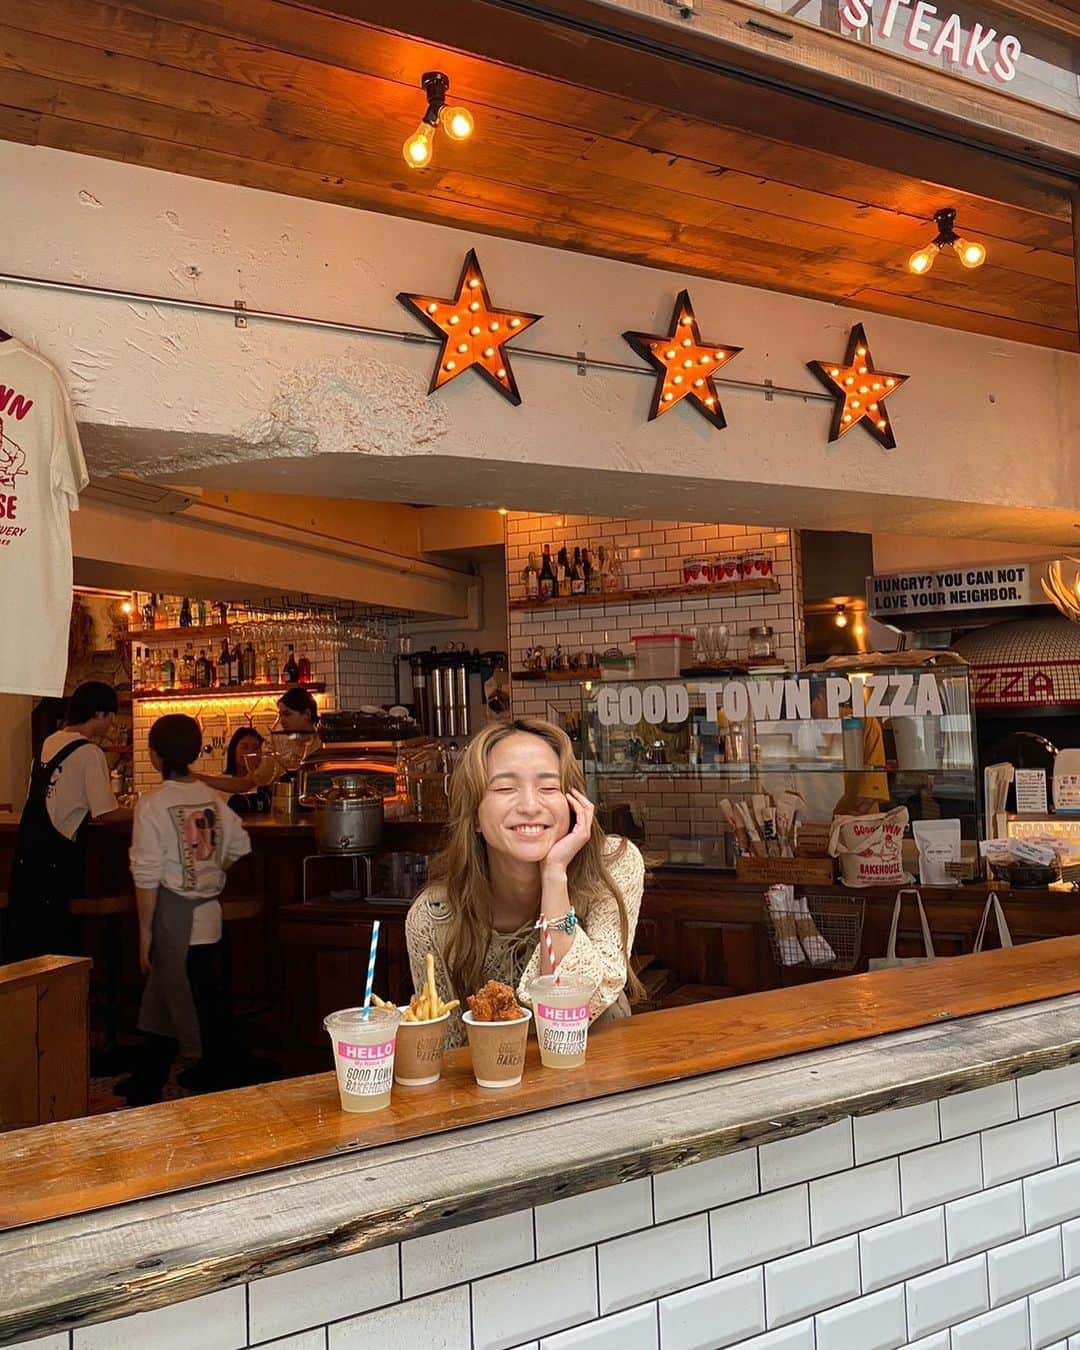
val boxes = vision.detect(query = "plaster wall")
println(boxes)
[0,144,1076,542]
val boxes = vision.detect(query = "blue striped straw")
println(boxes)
[363,919,380,1017]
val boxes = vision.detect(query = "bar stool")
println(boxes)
[70,894,135,1070]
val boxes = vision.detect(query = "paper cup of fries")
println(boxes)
[372,952,458,1087]
[463,1009,533,1089]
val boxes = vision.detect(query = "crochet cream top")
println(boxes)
[404,838,645,1048]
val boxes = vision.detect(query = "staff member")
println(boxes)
[7,681,130,959]
[276,686,319,733]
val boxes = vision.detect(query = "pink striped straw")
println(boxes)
[539,914,560,985]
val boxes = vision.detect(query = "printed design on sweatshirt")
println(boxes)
[168,801,224,892]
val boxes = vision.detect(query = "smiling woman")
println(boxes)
[405,718,645,1048]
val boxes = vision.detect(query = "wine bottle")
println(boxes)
[181,644,195,689]
[219,639,232,688]
[179,597,192,628]
[283,644,299,684]
[523,552,540,601]
[539,544,557,601]
[297,650,312,684]
[590,547,605,595]
[132,647,143,691]
[244,641,257,685]
[571,547,586,595]
[195,649,211,689]
[581,548,594,595]
[556,546,569,590]
[604,543,624,593]
[161,649,176,689]
[263,646,276,686]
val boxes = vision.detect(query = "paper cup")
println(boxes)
[323,1006,401,1113]
[394,1008,450,1086]
[528,975,595,1070]
[462,1009,532,1088]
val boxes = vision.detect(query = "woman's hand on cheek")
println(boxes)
[541,789,595,875]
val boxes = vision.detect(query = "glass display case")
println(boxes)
[579,659,981,869]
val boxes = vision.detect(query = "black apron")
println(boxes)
[6,738,91,960]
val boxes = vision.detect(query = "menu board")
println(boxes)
[1014,769,1048,816]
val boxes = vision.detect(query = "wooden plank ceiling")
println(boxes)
[0,0,1075,350]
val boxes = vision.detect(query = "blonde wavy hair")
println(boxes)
[427,717,643,1005]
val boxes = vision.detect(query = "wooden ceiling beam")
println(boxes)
[300,0,1078,218]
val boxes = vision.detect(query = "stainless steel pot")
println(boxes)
[312,779,384,854]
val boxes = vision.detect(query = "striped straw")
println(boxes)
[363,919,380,1016]
[539,914,560,986]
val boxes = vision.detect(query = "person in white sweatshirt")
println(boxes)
[118,714,251,1106]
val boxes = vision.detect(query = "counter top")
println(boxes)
[6,960,1080,1344]
[6,935,1080,1233]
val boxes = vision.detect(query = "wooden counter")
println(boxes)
[6,934,1080,1231]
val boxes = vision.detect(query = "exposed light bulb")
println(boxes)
[955,237,987,269]
[121,600,134,615]
[403,122,434,168]
[907,244,937,275]
[834,605,849,629]
[440,105,475,141]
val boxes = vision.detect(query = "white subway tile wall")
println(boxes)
[43,1077,1080,1350]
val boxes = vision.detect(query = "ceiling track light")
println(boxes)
[402,71,474,169]
[907,207,987,276]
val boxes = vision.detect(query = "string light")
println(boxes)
[402,72,474,170]
[907,207,987,275]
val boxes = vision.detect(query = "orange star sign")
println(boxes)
[623,290,742,431]
[807,323,909,450]
[397,249,541,406]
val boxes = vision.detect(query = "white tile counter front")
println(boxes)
[8,999,1080,1350]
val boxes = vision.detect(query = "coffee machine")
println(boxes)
[404,647,506,740]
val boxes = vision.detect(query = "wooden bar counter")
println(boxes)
[7,941,1080,1346]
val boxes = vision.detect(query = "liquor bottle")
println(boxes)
[297,649,312,685]
[195,649,211,689]
[141,594,156,630]
[244,641,257,685]
[161,649,176,689]
[570,547,586,595]
[283,644,299,684]
[131,647,142,691]
[556,546,569,590]
[262,646,276,686]
[179,597,192,628]
[181,644,196,689]
[538,544,557,601]
[604,543,624,593]
[581,548,594,595]
[591,547,606,595]
[216,601,229,627]
[196,598,207,627]
[522,552,540,601]
[219,639,232,688]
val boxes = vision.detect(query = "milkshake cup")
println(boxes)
[528,975,595,1069]
[394,1008,450,1086]
[463,1008,532,1088]
[324,1006,401,1112]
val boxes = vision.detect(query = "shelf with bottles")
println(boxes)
[133,682,326,703]
[512,668,602,682]
[509,578,780,613]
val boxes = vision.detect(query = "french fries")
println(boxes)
[371,951,460,1023]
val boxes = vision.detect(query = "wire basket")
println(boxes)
[764,893,866,973]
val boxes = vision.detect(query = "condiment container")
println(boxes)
[598,653,635,680]
[682,557,714,585]
[715,554,744,581]
[741,550,774,579]
[746,625,776,661]
[631,633,694,678]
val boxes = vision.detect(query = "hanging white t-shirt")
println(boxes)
[129,780,252,945]
[0,340,87,697]
[39,728,118,840]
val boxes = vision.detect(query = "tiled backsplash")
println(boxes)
[37,1063,1080,1349]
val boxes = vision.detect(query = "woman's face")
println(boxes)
[476,732,571,865]
[277,703,313,732]
[235,735,262,770]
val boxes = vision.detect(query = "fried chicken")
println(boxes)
[467,980,524,1022]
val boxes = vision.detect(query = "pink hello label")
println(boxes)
[538,1003,588,1023]
[337,1039,394,1061]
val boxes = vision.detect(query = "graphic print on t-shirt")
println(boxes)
[0,418,28,491]
[168,802,223,892]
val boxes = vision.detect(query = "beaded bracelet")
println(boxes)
[536,907,578,935]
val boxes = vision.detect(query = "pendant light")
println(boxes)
[403,72,474,170]
[908,208,987,275]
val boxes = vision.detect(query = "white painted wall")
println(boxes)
[0,144,1076,543]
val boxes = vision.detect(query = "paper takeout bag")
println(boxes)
[868,887,937,970]
[973,892,1013,953]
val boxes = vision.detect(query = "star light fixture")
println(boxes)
[396,249,541,405]
[402,71,474,169]
[807,323,909,450]
[907,207,987,275]
[622,290,743,431]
